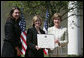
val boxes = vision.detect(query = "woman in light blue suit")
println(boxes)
[48,13,68,57]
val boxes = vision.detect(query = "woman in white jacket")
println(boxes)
[48,13,68,57]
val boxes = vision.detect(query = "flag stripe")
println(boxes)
[20,50,23,55]
[22,43,26,52]
[21,32,26,41]
[21,49,25,55]
[43,49,47,55]
[23,31,27,36]
[21,40,27,49]
[21,34,27,46]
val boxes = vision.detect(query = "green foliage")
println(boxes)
[7,1,83,27]
[7,1,68,17]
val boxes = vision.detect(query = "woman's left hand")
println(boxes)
[54,39,59,43]
[54,39,60,46]
[35,45,41,50]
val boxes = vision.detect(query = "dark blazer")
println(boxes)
[25,26,45,57]
[2,17,22,57]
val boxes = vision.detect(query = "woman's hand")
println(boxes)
[15,47,21,56]
[54,39,59,43]
[35,45,41,50]
[54,39,60,46]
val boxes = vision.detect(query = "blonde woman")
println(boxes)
[48,13,68,57]
[25,15,45,57]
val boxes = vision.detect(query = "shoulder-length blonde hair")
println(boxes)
[52,13,62,21]
[32,15,42,27]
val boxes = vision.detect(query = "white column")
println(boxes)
[68,1,80,55]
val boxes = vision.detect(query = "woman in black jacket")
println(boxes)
[25,15,45,57]
[2,6,22,57]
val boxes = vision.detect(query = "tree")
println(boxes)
[7,1,83,27]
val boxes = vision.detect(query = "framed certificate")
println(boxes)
[37,34,55,49]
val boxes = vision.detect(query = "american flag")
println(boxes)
[19,8,27,55]
[43,9,49,55]
[43,9,49,34]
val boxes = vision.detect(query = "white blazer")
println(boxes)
[48,26,68,57]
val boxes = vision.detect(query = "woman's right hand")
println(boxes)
[15,47,21,56]
[35,45,41,50]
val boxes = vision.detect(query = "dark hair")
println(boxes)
[9,6,21,19]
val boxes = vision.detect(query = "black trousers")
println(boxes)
[25,49,44,57]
